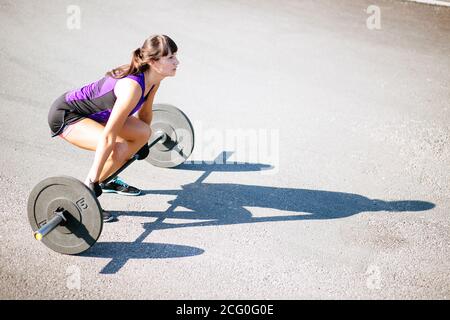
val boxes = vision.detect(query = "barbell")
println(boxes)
[27,104,195,255]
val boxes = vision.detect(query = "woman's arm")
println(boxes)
[137,83,160,125]
[85,78,141,184]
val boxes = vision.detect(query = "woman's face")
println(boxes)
[151,52,179,77]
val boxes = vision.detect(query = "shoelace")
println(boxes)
[112,177,129,188]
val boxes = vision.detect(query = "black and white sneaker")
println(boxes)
[101,176,141,196]
[102,210,115,223]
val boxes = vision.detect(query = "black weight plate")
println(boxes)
[27,176,103,255]
[148,104,195,168]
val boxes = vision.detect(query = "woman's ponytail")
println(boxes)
[106,35,177,79]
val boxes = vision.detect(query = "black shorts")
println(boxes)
[48,93,85,137]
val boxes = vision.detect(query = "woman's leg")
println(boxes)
[99,116,152,181]
[61,116,151,182]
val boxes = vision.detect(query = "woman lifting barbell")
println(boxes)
[47,35,179,222]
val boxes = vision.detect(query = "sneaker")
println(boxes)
[102,210,115,223]
[101,176,141,196]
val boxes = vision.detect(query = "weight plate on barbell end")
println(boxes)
[27,176,103,255]
[148,104,195,168]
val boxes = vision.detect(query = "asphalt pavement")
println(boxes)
[0,0,449,299]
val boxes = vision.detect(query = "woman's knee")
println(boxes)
[141,125,152,143]
[135,122,152,144]
[120,117,152,143]
[110,141,129,162]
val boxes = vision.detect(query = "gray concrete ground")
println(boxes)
[0,0,449,299]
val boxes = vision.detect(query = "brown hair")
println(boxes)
[106,34,178,79]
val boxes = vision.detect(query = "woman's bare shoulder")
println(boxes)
[114,77,142,99]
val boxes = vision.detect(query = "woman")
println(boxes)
[48,35,179,222]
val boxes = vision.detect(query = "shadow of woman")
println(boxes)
[132,152,435,228]
[128,183,435,230]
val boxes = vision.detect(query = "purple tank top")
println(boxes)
[64,73,154,123]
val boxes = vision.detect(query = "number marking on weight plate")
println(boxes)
[76,198,88,211]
